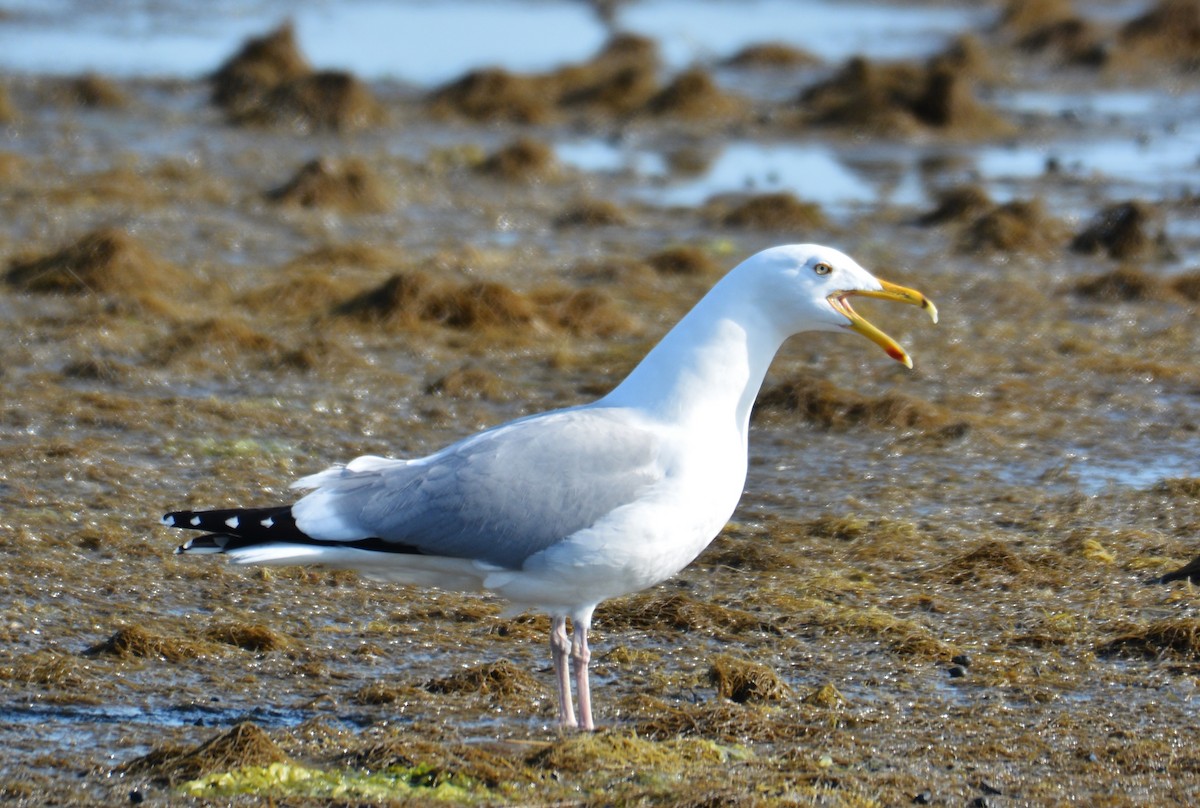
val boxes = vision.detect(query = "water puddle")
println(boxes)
[617,0,990,66]
[559,139,922,214]
[555,139,670,179]
[559,85,1200,217]
[649,143,900,210]
[1069,445,1200,494]
[0,700,313,730]
[0,0,989,83]
[975,130,1200,199]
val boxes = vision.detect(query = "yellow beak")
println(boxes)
[827,280,938,369]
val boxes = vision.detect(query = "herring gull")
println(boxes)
[163,243,937,730]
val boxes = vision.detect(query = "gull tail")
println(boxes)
[162,505,425,565]
[164,506,496,591]
[163,506,308,555]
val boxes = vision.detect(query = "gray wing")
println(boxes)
[290,406,664,568]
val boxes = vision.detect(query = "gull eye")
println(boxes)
[813,262,833,276]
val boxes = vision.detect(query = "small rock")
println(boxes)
[952,653,971,668]
[912,790,933,804]
[129,789,145,805]
[948,665,968,678]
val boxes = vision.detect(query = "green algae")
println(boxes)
[180,761,478,801]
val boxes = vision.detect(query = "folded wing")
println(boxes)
[288,406,665,569]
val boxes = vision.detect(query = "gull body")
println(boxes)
[164,243,937,730]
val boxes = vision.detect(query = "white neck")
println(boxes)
[597,272,790,442]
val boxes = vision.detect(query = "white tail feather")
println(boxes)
[224,544,493,592]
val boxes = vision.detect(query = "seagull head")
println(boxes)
[746,244,938,369]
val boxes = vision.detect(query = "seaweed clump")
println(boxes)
[1019,17,1108,67]
[644,67,743,120]
[265,157,390,213]
[916,184,993,226]
[529,732,728,777]
[430,33,753,123]
[84,625,213,663]
[238,269,357,320]
[1116,0,1200,71]
[121,722,290,785]
[714,192,824,230]
[0,84,15,123]
[204,622,288,653]
[724,42,820,68]
[998,0,1077,36]
[1101,618,1200,659]
[645,245,720,277]
[603,592,772,639]
[756,373,963,436]
[425,660,538,696]
[632,695,793,743]
[427,68,550,123]
[426,365,508,401]
[1001,0,1107,67]
[425,282,536,330]
[957,199,1063,255]
[553,33,662,116]
[211,24,310,111]
[4,228,187,298]
[149,317,286,367]
[256,71,384,131]
[4,651,87,688]
[210,24,382,131]
[540,287,633,337]
[1170,270,1200,302]
[475,137,558,182]
[553,198,629,228]
[1069,267,1177,303]
[1154,478,1200,499]
[799,55,1009,136]
[708,654,791,704]
[925,540,1031,586]
[335,272,535,333]
[54,73,129,107]
[352,681,423,706]
[1070,201,1156,260]
[335,272,436,329]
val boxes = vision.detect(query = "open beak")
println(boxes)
[827,280,938,369]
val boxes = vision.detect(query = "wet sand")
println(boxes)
[1,1,1200,805]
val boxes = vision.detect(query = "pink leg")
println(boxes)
[550,616,576,728]
[571,614,594,731]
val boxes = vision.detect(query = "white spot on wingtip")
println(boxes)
[261,517,274,528]
[161,515,175,526]
[190,516,201,526]
[225,516,240,529]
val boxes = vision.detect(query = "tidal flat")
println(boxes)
[1,1,1199,805]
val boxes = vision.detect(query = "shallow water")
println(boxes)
[0,0,988,81]
[560,86,1200,226]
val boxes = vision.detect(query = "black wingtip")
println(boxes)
[161,506,299,537]
[1148,555,1200,586]
[163,505,426,558]
[174,534,233,555]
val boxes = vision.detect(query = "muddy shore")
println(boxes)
[1,1,1200,805]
